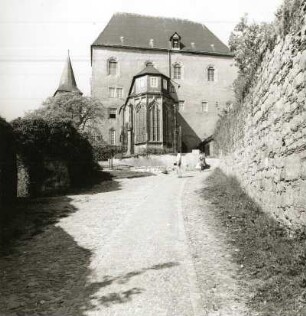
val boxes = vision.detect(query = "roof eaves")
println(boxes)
[91,44,234,57]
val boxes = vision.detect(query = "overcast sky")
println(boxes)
[0,0,283,120]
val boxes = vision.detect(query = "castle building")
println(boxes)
[91,13,236,154]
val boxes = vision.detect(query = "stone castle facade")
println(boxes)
[90,13,237,154]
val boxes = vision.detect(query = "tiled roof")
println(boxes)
[92,13,231,55]
[54,54,82,96]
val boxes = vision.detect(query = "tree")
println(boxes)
[28,93,105,133]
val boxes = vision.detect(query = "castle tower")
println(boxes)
[54,52,82,96]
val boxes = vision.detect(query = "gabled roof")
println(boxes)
[92,12,231,55]
[54,53,82,96]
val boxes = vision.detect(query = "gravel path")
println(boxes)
[0,168,250,315]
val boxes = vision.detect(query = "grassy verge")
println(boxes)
[201,168,306,316]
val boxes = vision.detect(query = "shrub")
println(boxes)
[11,118,97,193]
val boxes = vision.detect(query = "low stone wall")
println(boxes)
[17,158,70,197]
[218,3,306,230]
[109,150,203,171]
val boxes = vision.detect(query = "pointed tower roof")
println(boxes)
[54,52,82,96]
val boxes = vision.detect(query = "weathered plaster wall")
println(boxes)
[219,7,306,229]
[91,47,236,151]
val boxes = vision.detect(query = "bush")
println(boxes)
[11,118,97,193]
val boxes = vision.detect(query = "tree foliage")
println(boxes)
[27,93,105,132]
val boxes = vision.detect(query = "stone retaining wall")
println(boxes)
[219,3,306,229]
[17,158,70,197]
[109,150,202,171]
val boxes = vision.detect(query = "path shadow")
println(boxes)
[0,172,121,255]
[86,261,180,308]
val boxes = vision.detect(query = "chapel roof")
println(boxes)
[92,12,231,55]
[135,64,165,77]
[54,53,82,96]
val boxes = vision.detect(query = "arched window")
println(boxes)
[135,101,146,143]
[149,100,160,142]
[108,58,118,75]
[173,63,182,80]
[207,66,215,82]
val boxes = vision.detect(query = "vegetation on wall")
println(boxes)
[214,0,305,155]
[11,118,97,193]
[228,0,304,104]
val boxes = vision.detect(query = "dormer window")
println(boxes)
[170,32,181,50]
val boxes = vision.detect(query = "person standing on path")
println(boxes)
[176,152,182,178]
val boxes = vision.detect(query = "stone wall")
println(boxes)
[17,158,70,197]
[106,150,203,171]
[219,4,306,229]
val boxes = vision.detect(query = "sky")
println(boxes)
[0,0,283,120]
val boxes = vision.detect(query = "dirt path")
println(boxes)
[0,168,250,315]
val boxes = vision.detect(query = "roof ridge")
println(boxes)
[112,12,206,26]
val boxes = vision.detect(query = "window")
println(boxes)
[135,102,146,143]
[109,129,116,145]
[109,87,116,98]
[173,64,181,79]
[149,100,160,141]
[109,108,117,119]
[136,77,146,91]
[108,59,117,75]
[179,100,185,112]
[150,77,158,88]
[201,101,208,112]
[173,40,179,49]
[163,79,168,90]
[207,66,215,82]
[109,87,123,98]
[116,88,123,98]
[170,33,181,50]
